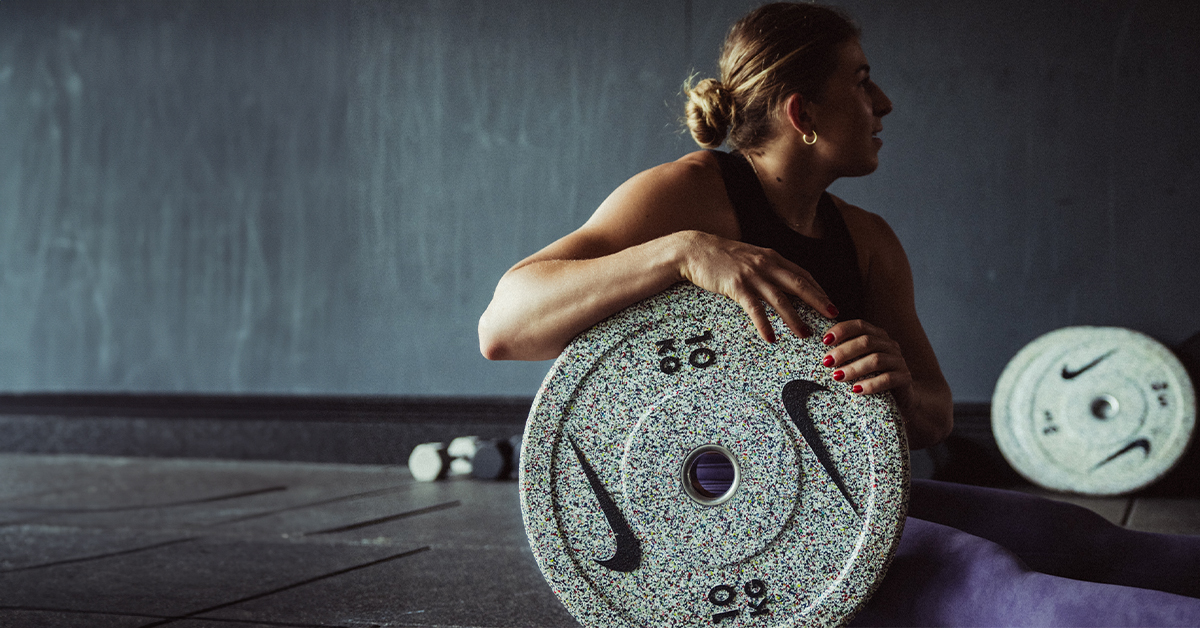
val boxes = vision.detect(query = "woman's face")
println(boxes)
[807,38,893,178]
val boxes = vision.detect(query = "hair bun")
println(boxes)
[682,4,859,151]
[684,77,734,148]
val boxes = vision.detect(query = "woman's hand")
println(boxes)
[819,319,918,408]
[676,231,840,344]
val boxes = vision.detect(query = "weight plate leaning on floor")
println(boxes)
[520,282,909,627]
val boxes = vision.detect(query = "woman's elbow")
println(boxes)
[479,338,504,361]
[479,336,514,361]
[929,411,954,446]
[478,313,511,361]
[911,399,954,450]
[478,311,559,361]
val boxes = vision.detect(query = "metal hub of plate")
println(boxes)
[519,283,909,627]
[992,326,1196,495]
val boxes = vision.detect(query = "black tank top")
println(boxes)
[708,149,868,323]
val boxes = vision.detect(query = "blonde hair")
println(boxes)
[684,3,860,150]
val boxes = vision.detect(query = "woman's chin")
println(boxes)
[840,159,880,178]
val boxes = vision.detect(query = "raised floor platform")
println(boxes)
[1,453,1197,628]
[0,394,532,465]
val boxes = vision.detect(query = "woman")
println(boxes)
[479,3,951,449]
[479,3,1200,625]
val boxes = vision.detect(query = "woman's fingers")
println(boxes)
[772,262,839,320]
[845,369,913,395]
[738,257,833,341]
[755,280,812,339]
[831,351,907,383]
[822,321,895,357]
[732,280,811,343]
[679,235,835,342]
[736,294,777,344]
[821,319,912,394]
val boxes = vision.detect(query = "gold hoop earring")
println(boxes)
[803,131,818,145]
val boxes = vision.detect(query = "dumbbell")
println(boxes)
[408,434,524,481]
[471,434,523,480]
[408,436,476,482]
[408,442,451,482]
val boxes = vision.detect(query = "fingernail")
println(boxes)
[833,370,845,381]
[853,384,864,394]
[822,333,835,345]
[800,325,811,338]
[822,355,834,367]
[826,304,840,318]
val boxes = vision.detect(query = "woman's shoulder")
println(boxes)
[828,193,901,246]
[618,150,724,201]
[587,150,737,238]
[827,193,909,279]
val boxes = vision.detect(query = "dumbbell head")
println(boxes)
[447,435,480,459]
[407,442,450,482]
[470,439,515,480]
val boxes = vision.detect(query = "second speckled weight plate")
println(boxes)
[992,326,1196,495]
[520,283,909,627]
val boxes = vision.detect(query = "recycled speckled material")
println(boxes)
[993,326,1196,496]
[520,283,909,627]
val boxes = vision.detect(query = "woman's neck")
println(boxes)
[743,146,834,238]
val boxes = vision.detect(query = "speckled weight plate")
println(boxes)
[520,283,909,627]
[993,326,1196,495]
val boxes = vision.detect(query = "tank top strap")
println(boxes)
[706,149,775,240]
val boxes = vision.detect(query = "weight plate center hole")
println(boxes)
[1090,394,1120,420]
[682,445,739,506]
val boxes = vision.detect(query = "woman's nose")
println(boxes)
[874,84,893,117]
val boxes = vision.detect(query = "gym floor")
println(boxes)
[0,453,1197,628]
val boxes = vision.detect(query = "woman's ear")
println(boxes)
[783,93,815,138]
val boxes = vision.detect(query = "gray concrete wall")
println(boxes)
[1,0,1197,402]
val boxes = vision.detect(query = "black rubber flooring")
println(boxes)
[0,453,1196,628]
[0,454,576,628]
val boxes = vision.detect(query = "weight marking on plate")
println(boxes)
[704,578,773,623]
[1061,349,1118,380]
[689,347,717,368]
[707,584,736,606]
[656,330,718,373]
[567,433,641,573]
[744,579,771,617]
[782,379,861,516]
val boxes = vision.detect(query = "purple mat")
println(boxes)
[851,480,1200,627]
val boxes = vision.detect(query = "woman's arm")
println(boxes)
[478,153,838,361]
[821,207,953,449]
[478,228,691,361]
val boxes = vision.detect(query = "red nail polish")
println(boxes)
[833,370,845,381]
[822,355,834,367]
[822,333,834,345]
[853,384,863,393]
[827,304,840,318]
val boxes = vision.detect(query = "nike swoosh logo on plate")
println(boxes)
[567,433,641,572]
[1061,349,1117,380]
[782,379,860,516]
[1093,438,1151,470]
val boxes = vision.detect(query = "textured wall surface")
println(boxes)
[1,0,1197,401]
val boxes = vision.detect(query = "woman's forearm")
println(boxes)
[897,380,954,450]
[478,232,693,361]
